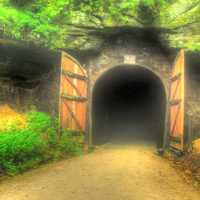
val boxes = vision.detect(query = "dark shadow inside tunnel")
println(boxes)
[92,65,166,147]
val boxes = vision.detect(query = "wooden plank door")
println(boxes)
[59,51,88,133]
[169,50,185,151]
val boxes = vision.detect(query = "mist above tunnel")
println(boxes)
[92,65,166,147]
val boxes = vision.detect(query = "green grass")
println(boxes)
[0,111,84,176]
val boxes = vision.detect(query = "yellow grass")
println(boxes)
[0,105,26,131]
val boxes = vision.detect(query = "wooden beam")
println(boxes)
[61,94,87,102]
[62,70,87,80]
[63,75,82,97]
[63,100,83,131]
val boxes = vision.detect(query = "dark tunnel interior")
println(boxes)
[92,65,166,147]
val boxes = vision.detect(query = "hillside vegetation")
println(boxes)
[0,0,199,51]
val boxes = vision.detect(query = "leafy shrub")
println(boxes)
[0,129,48,175]
[58,131,83,156]
[0,111,84,175]
[26,111,52,133]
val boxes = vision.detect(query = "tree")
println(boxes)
[0,0,199,51]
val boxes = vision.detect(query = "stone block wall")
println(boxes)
[187,75,200,140]
[84,39,171,93]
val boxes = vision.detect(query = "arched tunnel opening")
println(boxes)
[92,65,166,147]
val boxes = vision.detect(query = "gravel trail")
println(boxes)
[0,143,200,200]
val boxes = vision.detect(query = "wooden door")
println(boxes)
[169,50,185,150]
[59,51,88,133]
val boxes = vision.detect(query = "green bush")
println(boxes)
[0,129,48,175]
[0,111,84,175]
[58,131,83,156]
[26,111,52,133]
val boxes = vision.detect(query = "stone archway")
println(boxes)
[92,65,167,148]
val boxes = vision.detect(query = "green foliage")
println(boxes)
[58,131,83,156]
[0,129,48,175]
[26,111,52,132]
[0,0,199,50]
[0,111,83,175]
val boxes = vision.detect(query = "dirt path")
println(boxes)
[0,143,200,200]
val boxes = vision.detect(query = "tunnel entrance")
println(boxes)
[92,65,166,147]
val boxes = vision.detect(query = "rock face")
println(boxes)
[0,40,60,116]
